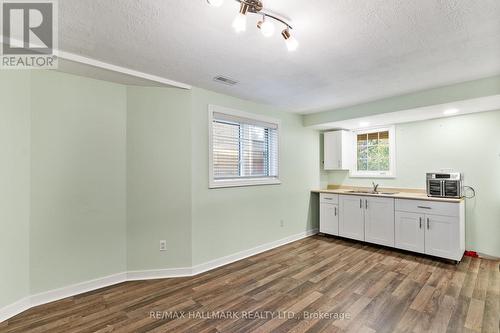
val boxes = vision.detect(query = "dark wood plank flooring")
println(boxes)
[2,235,499,333]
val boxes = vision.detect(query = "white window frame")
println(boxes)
[208,105,281,189]
[350,125,396,178]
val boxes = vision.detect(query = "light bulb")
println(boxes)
[282,28,299,52]
[258,18,275,37]
[285,36,298,51]
[232,13,247,33]
[206,0,224,7]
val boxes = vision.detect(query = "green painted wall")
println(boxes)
[126,86,193,270]
[126,86,321,268]
[0,72,31,308]
[190,87,320,265]
[0,70,320,307]
[327,110,500,257]
[5,67,497,314]
[303,75,500,126]
[29,71,127,293]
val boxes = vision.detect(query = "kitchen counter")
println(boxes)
[311,186,463,203]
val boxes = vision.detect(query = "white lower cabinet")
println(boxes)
[339,195,365,241]
[395,199,465,261]
[395,211,425,253]
[319,193,339,235]
[364,197,395,247]
[339,195,395,244]
[424,214,461,260]
[320,194,465,262]
[320,201,339,235]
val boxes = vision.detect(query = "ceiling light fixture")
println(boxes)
[207,0,297,51]
[206,0,224,7]
[359,121,370,127]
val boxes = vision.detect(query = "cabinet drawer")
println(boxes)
[320,193,339,204]
[395,199,459,217]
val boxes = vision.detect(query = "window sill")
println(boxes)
[209,178,282,189]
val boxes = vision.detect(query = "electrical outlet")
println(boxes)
[280,220,285,227]
[159,240,167,251]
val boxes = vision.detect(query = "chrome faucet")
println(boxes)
[372,181,379,193]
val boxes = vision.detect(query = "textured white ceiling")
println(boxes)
[59,0,500,113]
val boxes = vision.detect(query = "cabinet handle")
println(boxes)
[360,199,362,209]
[419,217,422,229]
[427,218,430,230]
[418,206,432,209]
[334,207,337,216]
[365,200,368,210]
[324,197,333,200]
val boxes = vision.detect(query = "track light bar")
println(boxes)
[207,0,298,51]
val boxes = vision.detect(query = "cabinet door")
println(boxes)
[320,203,339,236]
[395,211,425,254]
[424,214,460,260]
[364,197,395,247]
[339,195,365,241]
[340,130,354,170]
[323,131,341,170]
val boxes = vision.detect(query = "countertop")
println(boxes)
[311,186,464,203]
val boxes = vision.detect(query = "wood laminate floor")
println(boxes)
[1,235,499,333]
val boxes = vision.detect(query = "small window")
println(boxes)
[351,126,396,178]
[209,105,280,188]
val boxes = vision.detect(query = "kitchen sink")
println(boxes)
[346,190,399,195]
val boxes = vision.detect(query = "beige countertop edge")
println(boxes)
[311,189,464,203]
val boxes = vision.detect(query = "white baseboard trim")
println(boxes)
[192,229,319,275]
[127,267,193,281]
[0,297,31,323]
[0,272,127,323]
[477,252,500,260]
[0,229,318,323]
[30,272,128,308]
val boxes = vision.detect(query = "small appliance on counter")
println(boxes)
[426,172,463,198]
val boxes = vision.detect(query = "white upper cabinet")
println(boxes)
[364,197,395,247]
[324,130,353,170]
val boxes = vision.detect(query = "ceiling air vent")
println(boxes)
[213,75,238,86]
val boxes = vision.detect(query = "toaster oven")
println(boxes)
[426,172,462,198]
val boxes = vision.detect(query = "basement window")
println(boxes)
[208,105,281,188]
[351,126,396,178]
